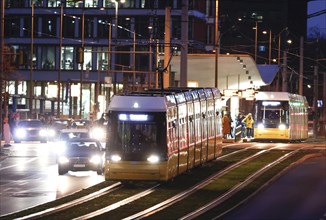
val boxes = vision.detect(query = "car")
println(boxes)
[57,138,105,175]
[13,119,48,143]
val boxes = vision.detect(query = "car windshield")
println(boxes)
[53,120,69,126]
[18,121,43,127]
[68,141,98,150]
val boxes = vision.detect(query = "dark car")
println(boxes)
[57,138,105,175]
[13,119,48,143]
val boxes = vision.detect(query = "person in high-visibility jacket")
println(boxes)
[242,113,254,138]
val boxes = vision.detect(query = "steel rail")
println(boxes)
[182,148,303,220]
[16,182,122,220]
[123,146,281,220]
[74,184,160,220]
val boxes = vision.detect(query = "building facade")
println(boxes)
[2,0,312,120]
[2,0,217,119]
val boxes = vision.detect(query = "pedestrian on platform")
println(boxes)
[222,113,231,139]
[242,113,254,138]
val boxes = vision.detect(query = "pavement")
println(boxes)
[223,156,326,220]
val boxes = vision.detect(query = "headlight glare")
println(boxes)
[58,156,69,164]
[39,129,47,137]
[90,127,105,139]
[278,124,286,130]
[257,123,264,129]
[16,129,26,138]
[90,155,101,164]
[147,155,159,163]
[47,129,56,137]
[111,154,121,162]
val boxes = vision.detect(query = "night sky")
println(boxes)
[307,0,326,39]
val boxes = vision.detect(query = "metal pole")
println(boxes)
[299,36,304,95]
[313,65,318,139]
[0,0,5,147]
[57,4,63,118]
[79,11,84,118]
[132,31,136,91]
[107,21,112,106]
[29,0,34,118]
[180,0,188,87]
[254,21,257,62]
[214,0,219,88]
[268,30,272,64]
[113,1,118,94]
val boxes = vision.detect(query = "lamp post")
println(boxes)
[111,0,125,94]
[57,3,63,118]
[29,0,34,118]
[262,30,272,64]
[214,0,219,88]
[254,21,258,62]
[79,10,85,118]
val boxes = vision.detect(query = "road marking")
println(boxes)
[0,158,38,171]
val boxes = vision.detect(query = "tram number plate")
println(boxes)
[74,164,85,168]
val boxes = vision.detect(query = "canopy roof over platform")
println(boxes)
[169,54,279,93]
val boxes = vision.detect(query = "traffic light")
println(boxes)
[76,47,84,64]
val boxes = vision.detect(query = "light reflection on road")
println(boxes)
[0,142,104,216]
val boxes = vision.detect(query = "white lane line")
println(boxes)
[0,158,38,171]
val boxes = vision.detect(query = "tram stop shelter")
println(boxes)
[169,54,280,119]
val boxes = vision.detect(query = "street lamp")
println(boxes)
[262,30,272,64]
[79,10,85,118]
[111,0,125,94]
[29,0,35,118]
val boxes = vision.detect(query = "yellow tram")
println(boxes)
[104,88,223,181]
[254,91,308,141]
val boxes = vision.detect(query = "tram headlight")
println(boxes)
[257,123,265,129]
[111,154,121,162]
[147,155,159,163]
[278,124,286,130]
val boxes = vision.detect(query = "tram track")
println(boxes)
[1,146,323,220]
[0,146,256,219]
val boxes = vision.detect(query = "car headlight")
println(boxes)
[47,129,56,137]
[58,156,69,164]
[111,154,121,162]
[90,127,106,139]
[90,155,101,164]
[257,123,265,129]
[147,155,159,163]
[278,124,286,130]
[15,128,26,138]
[39,129,47,137]
[55,143,66,154]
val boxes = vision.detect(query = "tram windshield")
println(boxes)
[255,101,289,128]
[107,112,165,154]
